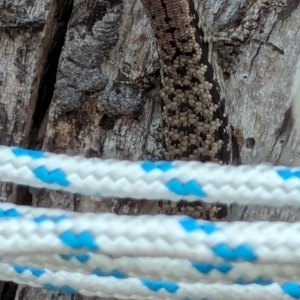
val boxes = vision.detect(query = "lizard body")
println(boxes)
[140,0,231,164]
[138,0,285,219]
[139,0,232,220]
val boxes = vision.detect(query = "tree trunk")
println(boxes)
[0,0,299,299]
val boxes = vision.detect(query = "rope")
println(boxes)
[2,146,300,299]
[1,260,299,300]
[1,260,298,300]
[1,203,300,264]
[7,251,300,285]
[0,145,300,207]
[0,202,299,299]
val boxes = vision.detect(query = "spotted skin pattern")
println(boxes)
[139,0,232,219]
[140,0,231,163]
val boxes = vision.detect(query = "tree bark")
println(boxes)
[0,0,299,299]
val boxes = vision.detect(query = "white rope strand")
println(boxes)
[0,203,300,265]
[0,145,300,207]
[5,253,300,285]
[0,203,297,286]
[1,146,300,298]
[0,259,298,300]
[0,263,293,300]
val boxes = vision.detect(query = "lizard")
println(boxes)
[138,0,286,220]
[139,0,232,220]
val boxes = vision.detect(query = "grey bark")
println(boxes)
[0,0,299,299]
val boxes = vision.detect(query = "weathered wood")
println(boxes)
[0,0,74,298]
[208,0,300,222]
[0,0,300,299]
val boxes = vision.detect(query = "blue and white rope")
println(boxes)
[3,146,300,299]
[1,205,300,264]
[1,202,299,285]
[1,145,300,207]
[2,260,300,300]
[2,260,299,300]
[1,203,300,299]
[6,252,300,285]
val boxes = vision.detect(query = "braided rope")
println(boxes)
[2,146,300,298]
[0,202,300,299]
[7,251,300,285]
[2,204,300,265]
[0,145,300,206]
[1,200,299,284]
[2,259,298,300]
